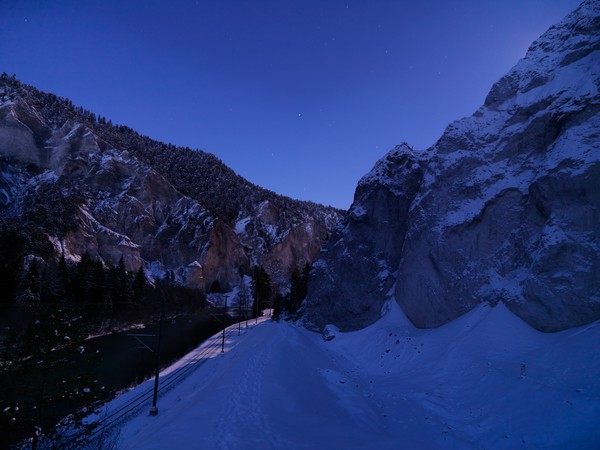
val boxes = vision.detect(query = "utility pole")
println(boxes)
[255,294,259,325]
[236,287,243,335]
[221,294,228,353]
[244,290,249,329]
[149,292,165,416]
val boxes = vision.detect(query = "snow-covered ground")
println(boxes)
[105,303,599,449]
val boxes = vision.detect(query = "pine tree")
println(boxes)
[58,253,71,302]
[108,256,129,309]
[272,292,284,320]
[89,259,106,305]
[132,265,146,304]
[285,264,310,318]
[40,258,61,303]
[0,227,25,303]
[251,266,272,317]
[17,259,41,304]
[73,252,93,303]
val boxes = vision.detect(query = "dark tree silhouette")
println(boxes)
[251,266,272,317]
[0,227,25,303]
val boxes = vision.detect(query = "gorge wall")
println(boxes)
[0,80,343,294]
[303,0,600,332]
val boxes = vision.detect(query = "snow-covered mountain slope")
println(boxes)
[108,306,599,449]
[0,76,342,291]
[304,0,600,332]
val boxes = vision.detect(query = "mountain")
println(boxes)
[0,76,343,294]
[303,0,600,333]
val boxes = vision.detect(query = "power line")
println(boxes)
[66,330,231,447]
[72,317,264,446]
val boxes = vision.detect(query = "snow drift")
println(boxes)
[111,305,600,449]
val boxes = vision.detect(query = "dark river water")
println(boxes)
[87,312,227,390]
[0,311,234,447]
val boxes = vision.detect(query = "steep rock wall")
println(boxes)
[304,0,600,332]
[0,91,340,293]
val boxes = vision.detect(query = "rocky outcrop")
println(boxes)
[0,80,343,293]
[304,0,600,332]
[233,199,337,286]
[303,146,424,329]
[201,220,249,291]
[262,220,330,286]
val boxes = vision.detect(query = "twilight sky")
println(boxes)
[0,0,581,209]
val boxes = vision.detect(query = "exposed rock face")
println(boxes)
[304,0,600,332]
[262,220,330,286]
[0,81,342,293]
[201,219,249,291]
[232,199,339,285]
[304,146,424,329]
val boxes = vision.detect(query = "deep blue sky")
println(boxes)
[0,0,581,209]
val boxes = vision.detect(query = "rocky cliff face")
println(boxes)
[0,81,343,293]
[304,0,600,332]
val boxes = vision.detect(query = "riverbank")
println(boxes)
[0,309,233,448]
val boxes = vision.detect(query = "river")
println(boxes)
[0,309,236,447]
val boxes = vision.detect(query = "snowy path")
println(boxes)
[118,321,400,449]
[112,303,600,449]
